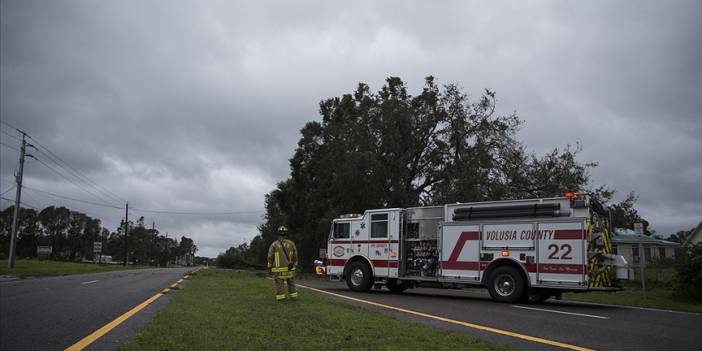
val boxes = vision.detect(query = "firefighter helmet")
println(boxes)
[277,226,289,235]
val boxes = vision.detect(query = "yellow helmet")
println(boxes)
[277,226,289,235]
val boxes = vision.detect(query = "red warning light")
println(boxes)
[564,192,576,199]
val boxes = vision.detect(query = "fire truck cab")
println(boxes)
[316,193,629,302]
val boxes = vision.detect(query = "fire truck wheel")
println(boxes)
[386,279,408,293]
[488,266,525,303]
[346,261,373,292]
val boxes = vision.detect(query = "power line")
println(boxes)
[130,207,264,216]
[0,141,20,152]
[22,189,103,219]
[22,185,123,209]
[2,121,125,205]
[27,137,126,205]
[0,128,22,142]
[32,156,122,207]
[1,185,15,196]
[0,195,40,211]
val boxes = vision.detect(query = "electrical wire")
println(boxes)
[130,207,264,216]
[27,138,126,205]
[1,185,15,196]
[22,185,123,209]
[0,128,22,142]
[32,157,122,207]
[0,195,40,211]
[0,141,20,152]
[2,121,125,205]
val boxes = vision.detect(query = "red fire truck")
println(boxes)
[315,192,629,302]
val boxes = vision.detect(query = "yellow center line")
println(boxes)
[64,293,163,351]
[170,283,179,288]
[296,283,596,351]
[64,275,191,351]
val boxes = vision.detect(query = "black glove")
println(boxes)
[288,263,295,270]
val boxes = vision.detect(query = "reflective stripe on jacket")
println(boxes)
[267,238,298,275]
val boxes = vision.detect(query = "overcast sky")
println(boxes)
[1,1,700,257]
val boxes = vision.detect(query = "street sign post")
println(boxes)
[93,241,103,264]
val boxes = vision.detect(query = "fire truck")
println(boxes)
[315,192,629,302]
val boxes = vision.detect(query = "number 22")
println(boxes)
[547,244,572,260]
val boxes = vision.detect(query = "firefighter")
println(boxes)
[267,226,299,301]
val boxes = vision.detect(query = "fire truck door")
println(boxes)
[440,224,481,280]
[368,212,391,277]
[536,222,586,285]
[328,221,352,276]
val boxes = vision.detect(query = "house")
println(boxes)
[612,229,680,265]
[682,221,702,246]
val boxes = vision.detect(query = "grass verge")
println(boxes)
[563,284,702,313]
[121,269,510,351]
[0,259,151,278]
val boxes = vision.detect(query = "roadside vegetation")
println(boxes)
[121,269,510,351]
[564,253,702,313]
[0,259,151,278]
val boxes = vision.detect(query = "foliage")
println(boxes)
[0,206,196,267]
[609,191,652,234]
[0,259,150,278]
[673,243,702,300]
[238,76,607,270]
[216,243,265,269]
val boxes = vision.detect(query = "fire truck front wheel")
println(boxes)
[345,261,373,292]
[487,266,526,303]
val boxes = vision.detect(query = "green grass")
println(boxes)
[563,284,702,313]
[0,259,151,278]
[121,269,510,351]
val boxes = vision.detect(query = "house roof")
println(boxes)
[682,220,702,246]
[612,229,680,247]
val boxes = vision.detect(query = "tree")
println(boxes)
[609,191,652,234]
[241,76,602,270]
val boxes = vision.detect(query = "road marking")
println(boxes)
[64,292,163,351]
[170,283,179,288]
[64,274,192,351]
[297,284,595,351]
[80,280,99,285]
[512,305,610,319]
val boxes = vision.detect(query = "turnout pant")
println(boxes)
[274,274,298,301]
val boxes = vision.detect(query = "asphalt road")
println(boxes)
[297,278,702,351]
[0,267,192,351]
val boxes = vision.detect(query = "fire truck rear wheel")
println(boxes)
[386,279,408,293]
[488,266,525,303]
[346,261,373,292]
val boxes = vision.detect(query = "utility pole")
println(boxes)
[123,202,129,266]
[8,131,32,270]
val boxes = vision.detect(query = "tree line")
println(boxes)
[0,205,197,266]
[218,76,650,270]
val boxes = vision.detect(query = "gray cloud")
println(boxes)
[2,0,700,256]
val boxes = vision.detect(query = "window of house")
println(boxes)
[644,246,651,263]
[611,245,618,254]
[371,213,388,238]
[333,222,350,239]
[632,246,640,263]
[659,247,666,259]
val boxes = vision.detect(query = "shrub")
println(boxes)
[674,243,702,300]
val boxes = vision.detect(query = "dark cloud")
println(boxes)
[2,0,700,256]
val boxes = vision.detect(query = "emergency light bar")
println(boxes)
[339,213,362,219]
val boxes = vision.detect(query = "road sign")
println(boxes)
[634,222,644,236]
[93,242,103,253]
[37,246,52,255]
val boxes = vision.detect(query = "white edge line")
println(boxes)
[80,280,99,285]
[512,305,609,319]
[558,299,702,316]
